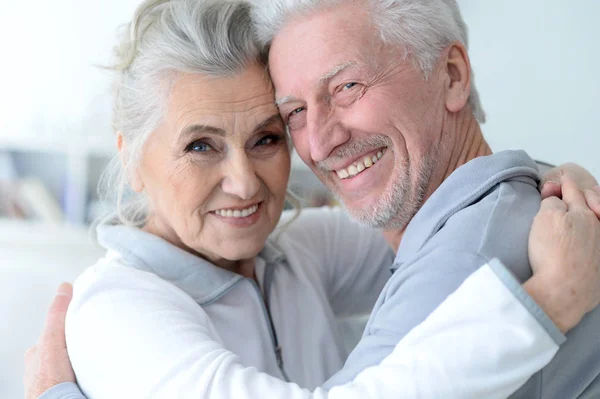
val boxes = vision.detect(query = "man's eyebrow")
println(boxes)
[274,62,358,107]
[275,95,300,107]
[319,61,357,86]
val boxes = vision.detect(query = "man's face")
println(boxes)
[268,2,449,229]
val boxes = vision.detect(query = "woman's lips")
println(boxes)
[211,202,263,227]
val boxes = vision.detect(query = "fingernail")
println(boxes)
[56,282,72,296]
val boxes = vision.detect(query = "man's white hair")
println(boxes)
[250,0,486,123]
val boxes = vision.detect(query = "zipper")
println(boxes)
[248,277,291,382]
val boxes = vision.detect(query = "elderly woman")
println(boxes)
[25,0,600,398]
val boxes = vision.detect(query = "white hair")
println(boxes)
[98,0,265,227]
[249,0,486,123]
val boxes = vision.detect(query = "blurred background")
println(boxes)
[1,0,598,397]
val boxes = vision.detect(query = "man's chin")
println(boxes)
[338,197,388,227]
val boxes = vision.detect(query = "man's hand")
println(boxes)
[24,283,76,399]
[526,177,600,333]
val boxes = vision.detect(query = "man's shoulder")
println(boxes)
[399,178,541,283]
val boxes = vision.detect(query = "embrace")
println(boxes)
[25,1,600,398]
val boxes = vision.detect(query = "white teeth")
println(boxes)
[215,204,258,218]
[348,165,359,176]
[335,148,387,180]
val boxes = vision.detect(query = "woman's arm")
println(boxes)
[26,177,600,399]
[27,259,570,399]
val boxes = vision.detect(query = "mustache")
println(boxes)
[316,135,392,172]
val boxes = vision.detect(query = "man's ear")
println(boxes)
[444,42,472,114]
[117,132,144,193]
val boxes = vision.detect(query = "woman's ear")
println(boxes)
[117,132,145,193]
[444,41,472,114]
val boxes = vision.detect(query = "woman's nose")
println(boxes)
[220,151,261,200]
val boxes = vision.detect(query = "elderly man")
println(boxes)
[26,1,600,398]
[251,0,600,397]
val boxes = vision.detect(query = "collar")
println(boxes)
[392,150,540,271]
[97,224,287,305]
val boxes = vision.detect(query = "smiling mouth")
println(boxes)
[212,203,260,218]
[335,148,387,180]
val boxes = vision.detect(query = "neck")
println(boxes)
[382,229,405,253]
[142,216,256,279]
[439,111,492,183]
[383,110,492,254]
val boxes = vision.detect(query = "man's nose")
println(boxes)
[306,105,350,163]
[221,151,261,200]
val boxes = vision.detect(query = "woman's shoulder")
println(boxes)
[69,252,200,319]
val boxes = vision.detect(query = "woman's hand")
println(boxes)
[541,162,599,204]
[24,283,76,399]
[527,176,600,333]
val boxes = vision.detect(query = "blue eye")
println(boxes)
[290,107,305,117]
[186,140,212,153]
[343,82,358,90]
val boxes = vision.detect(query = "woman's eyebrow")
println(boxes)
[177,114,282,143]
[252,114,283,132]
[178,124,226,143]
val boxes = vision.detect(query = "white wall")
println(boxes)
[0,0,143,145]
[459,0,599,178]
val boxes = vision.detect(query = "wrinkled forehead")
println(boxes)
[267,3,383,98]
[163,68,280,136]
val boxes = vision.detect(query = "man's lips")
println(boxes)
[331,148,387,180]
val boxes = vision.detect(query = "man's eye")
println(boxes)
[289,107,305,118]
[342,82,358,91]
[186,140,212,153]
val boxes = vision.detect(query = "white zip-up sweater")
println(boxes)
[45,207,562,399]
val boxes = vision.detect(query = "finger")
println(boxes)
[24,346,37,361]
[561,175,588,211]
[541,166,563,188]
[540,196,568,213]
[541,181,562,199]
[584,188,600,218]
[40,283,73,348]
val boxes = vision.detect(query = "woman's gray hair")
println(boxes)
[249,0,486,123]
[98,0,267,227]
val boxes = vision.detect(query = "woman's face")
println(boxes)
[131,64,291,266]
